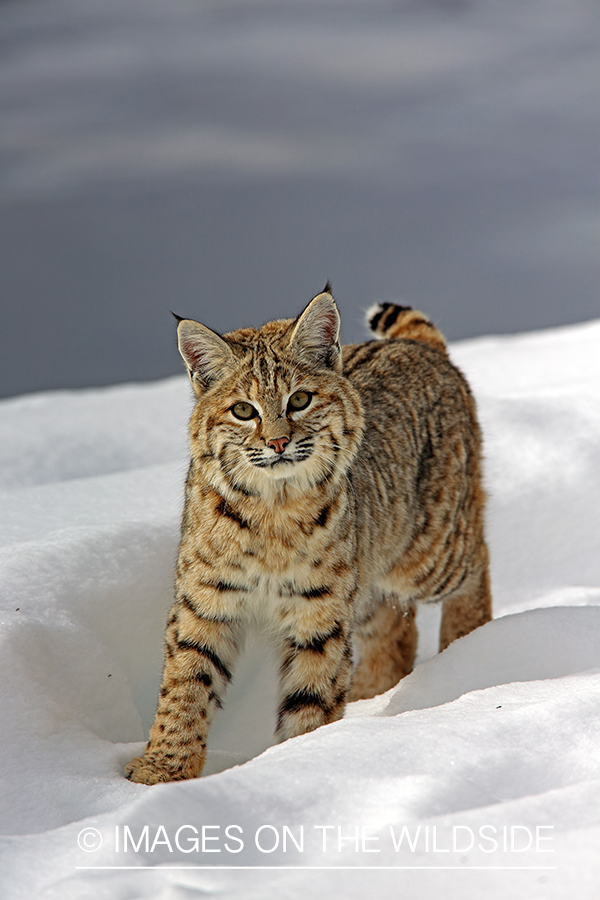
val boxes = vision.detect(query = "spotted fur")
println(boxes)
[125,287,491,784]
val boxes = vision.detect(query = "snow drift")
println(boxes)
[1,320,600,899]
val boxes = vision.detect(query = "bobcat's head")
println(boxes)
[176,287,364,496]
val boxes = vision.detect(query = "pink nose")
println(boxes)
[267,436,290,454]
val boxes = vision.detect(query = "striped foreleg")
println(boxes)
[276,615,352,742]
[125,592,242,784]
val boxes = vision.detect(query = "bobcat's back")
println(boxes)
[345,304,487,628]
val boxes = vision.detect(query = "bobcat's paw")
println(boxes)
[124,755,172,784]
[124,752,204,784]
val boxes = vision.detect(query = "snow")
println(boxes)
[1,319,599,898]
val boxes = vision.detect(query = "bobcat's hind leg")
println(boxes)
[439,566,492,652]
[348,598,417,702]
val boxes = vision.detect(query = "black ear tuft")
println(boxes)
[323,280,333,295]
[171,311,186,324]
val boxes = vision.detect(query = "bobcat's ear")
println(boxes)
[289,288,342,372]
[176,318,235,393]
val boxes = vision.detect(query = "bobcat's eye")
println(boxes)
[231,402,258,420]
[287,391,312,412]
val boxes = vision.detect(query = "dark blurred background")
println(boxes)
[1,0,598,399]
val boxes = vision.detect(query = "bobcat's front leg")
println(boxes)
[276,591,353,741]
[125,590,241,784]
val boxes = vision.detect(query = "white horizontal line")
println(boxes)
[75,865,557,871]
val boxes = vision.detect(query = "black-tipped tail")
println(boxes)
[367,302,413,334]
[366,302,447,353]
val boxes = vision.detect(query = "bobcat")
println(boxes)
[125,286,491,784]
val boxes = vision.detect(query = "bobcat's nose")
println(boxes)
[267,436,290,455]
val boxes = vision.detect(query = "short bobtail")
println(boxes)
[366,302,447,353]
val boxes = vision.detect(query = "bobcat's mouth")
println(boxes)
[248,446,313,470]
[251,454,297,469]
[245,441,314,471]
